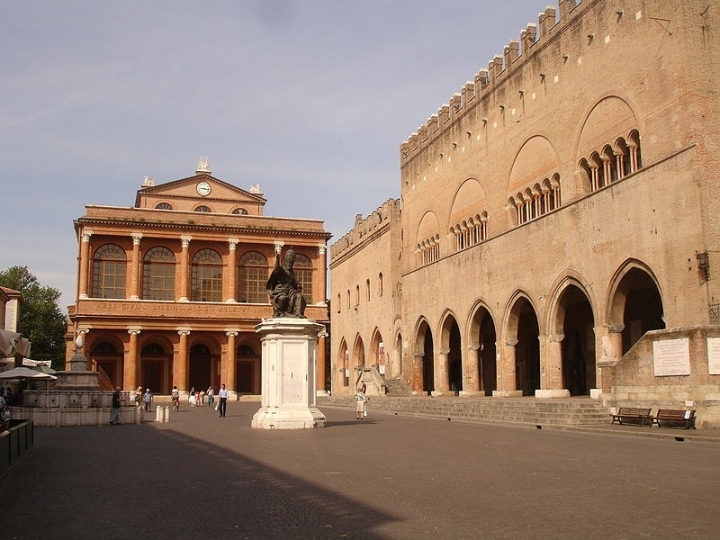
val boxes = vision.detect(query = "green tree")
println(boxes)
[0,266,67,371]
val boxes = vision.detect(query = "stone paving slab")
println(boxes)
[2,402,720,540]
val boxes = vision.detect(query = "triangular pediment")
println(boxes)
[134,173,266,214]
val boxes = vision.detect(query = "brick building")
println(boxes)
[330,0,720,424]
[68,159,330,398]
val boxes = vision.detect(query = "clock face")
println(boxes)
[196,181,212,196]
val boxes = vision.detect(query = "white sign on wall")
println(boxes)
[707,337,720,375]
[653,338,690,376]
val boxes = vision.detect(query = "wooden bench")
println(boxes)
[611,407,652,426]
[653,409,696,429]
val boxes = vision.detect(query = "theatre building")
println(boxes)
[330,0,720,426]
[67,160,330,398]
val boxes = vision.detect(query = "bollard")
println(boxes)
[135,407,142,424]
[163,406,170,423]
[155,407,163,422]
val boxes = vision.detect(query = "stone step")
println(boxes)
[318,395,612,427]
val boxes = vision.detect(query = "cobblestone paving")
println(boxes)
[2,401,719,539]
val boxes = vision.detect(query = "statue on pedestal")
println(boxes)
[266,248,307,318]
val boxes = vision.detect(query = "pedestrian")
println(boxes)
[109,387,121,425]
[143,388,153,412]
[134,386,143,409]
[198,390,205,407]
[189,387,196,406]
[206,386,214,408]
[355,386,367,420]
[171,385,180,410]
[218,383,228,417]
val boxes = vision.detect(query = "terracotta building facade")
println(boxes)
[68,161,330,398]
[330,0,720,425]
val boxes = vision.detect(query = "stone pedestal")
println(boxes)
[251,318,327,429]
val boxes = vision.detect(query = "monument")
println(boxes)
[251,248,327,429]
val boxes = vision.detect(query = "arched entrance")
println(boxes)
[141,341,172,394]
[338,338,350,388]
[352,335,366,388]
[236,343,260,394]
[189,343,215,394]
[90,339,123,389]
[370,329,386,377]
[440,314,462,393]
[469,306,497,396]
[508,297,540,396]
[415,319,434,394]
[557,285,596,396]
[616,268,665,353]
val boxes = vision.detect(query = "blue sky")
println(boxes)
[0,0,551,309]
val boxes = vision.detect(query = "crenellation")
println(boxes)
[439,104,450,125]
[559,0,577,20]
[539,6,557,36]
[449,93,462,118]
[475,69,490,90]
[489,55,504,80]
[461,81,475,105]
[504,40,520,71]
[429,114,439,135]
[520,23,538,53]
[330,199,400,262]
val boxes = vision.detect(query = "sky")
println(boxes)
[1,0,551,310]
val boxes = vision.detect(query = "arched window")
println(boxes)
[194,205,211,213]
[191,249,222,302]
[238,344,255,356]
[92,244,126,299]
[337,293,341,313]
[232,208,249,215]
[155,202,173,210]
[366,279,371,302]
[238,251,268,303]
[142,343,165,355]
[293,253,313,304]
[143,246,175,301]
[378,273,384,297]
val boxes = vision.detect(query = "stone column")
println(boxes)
[177,329,190,391]
[124,329,141,391]
[225,330,238,397]
[179,235,192,302]
[536,334,570,398]
[316,331,328,395]
[597,324,624,394]
[226,239,238,303]
[412,353,424,394]
[462,345,481,395]
[317,244,327,306]
[434,348,450,395]
[130,232,143,300]
[494,339,522,397]
[78,230,92,299]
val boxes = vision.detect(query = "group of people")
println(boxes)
[107,383,232,425]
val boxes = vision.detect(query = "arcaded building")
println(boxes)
[68,160,330,397]
[330,0,720,424]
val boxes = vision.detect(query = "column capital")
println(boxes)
[274,241,284,254]
[318,244,326,255]
[606,323,625,333]
[505,339,519,347]
[81,230,93,243]
[178,329,191,337]
[131,232,143,244]
[181,235,192,247]
[228,238,239,250]
[225,330,239,337]
[127,327,142,336]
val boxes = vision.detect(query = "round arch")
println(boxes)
[467,301,498,396]
[504,292,541,396]
[438,310,462,393]
[414,317,435,394]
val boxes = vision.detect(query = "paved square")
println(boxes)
[2,402,719,539]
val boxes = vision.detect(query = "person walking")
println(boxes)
[218,383,228,417]
[355,386,367,420]
[143,388,153,413]
[109,387,121,425]
[206,386,214,409]
[134,387,143,410]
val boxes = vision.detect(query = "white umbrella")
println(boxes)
[0,366,56,380]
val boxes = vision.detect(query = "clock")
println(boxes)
[196,181,212,196]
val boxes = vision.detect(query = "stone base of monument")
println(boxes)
[251,317,327,430]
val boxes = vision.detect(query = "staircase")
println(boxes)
[318,395,611,427]
[383,377,412,396]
